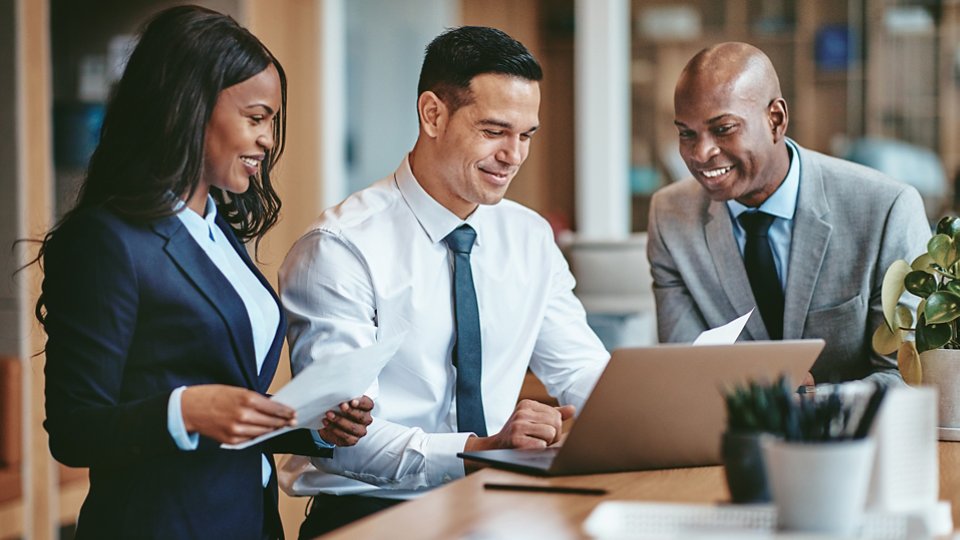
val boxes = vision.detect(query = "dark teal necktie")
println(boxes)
[443,224,487,436]
[738,211,784,340]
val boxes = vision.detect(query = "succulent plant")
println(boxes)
[874,216,960,385]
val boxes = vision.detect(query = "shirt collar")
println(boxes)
[174,194,218,240]
[726,138,800,221]
[395,154,486,247]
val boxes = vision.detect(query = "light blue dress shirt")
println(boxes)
[726,138,801,291]
[166,195,281,487]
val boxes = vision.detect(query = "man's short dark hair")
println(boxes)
[417,26,543,113]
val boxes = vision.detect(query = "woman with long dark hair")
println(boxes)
[36,6,370,538]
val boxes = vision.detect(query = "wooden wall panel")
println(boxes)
[16,0,57,538]
[461,0,551,219]
[245,0,326,286]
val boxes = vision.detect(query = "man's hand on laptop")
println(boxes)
[462,400,575,472]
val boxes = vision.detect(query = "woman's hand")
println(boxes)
[317,395,374,447]
[181,384,296,445]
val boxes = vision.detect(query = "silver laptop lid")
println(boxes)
[551,339,824,474]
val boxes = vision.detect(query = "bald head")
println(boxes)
[677,42,782,108]
[672,42,791,207]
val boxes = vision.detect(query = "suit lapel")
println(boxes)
[705,200,768,340]
[214,216,287,392]
[152,216,259,388]
[783,147,832,339]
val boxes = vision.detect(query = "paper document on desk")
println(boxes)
[692,309,753,346]
[222,334,403,450]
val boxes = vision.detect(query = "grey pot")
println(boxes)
[721,431,772,504]
[920,348,960,428]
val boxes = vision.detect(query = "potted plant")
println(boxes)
[874,215,960,428]
[721,377,793,503]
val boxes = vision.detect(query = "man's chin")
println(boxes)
[478,185,511,206]
[694,169,745,202]
[700,185,736,202]
[479,193,508,207]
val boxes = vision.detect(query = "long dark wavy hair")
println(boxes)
[33,5,287,327]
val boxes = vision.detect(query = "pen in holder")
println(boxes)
[762,384,886,535]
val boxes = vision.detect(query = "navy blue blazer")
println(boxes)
[42,206,329,539]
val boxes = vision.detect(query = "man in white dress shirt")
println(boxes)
[279,26,609,537]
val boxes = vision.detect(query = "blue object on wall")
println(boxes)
[54,102,104,169]
[815,25,852,71]
[845,137,946,199]
[629,166,661,195]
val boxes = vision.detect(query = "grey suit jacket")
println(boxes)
[647,144,930,383]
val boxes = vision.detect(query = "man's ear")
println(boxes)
[768,97,789,143]
[418,91,447,138]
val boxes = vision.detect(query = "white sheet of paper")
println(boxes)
[221,334,403,450]
[692,309,754,346]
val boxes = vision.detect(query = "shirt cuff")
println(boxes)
[423,432,473,485]
[311,430,337,450]
[262,454,272,488]
[167,386,199,450]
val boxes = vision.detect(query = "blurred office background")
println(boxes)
[2,0,958,537]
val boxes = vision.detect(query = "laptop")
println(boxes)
[458,339,824,476]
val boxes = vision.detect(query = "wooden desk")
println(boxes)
[322,442,960,539]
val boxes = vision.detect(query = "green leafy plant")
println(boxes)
[874,216,960,385]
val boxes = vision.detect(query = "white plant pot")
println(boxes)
[920,349,960,428]
[762,438,876,535]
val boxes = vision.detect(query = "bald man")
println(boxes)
[647,42,930,384]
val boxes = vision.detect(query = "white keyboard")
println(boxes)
[582,501,932,539]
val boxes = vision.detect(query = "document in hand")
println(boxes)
[221,334,403,450]
[692,308,753,345]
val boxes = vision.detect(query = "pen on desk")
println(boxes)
[483,483,607,496]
